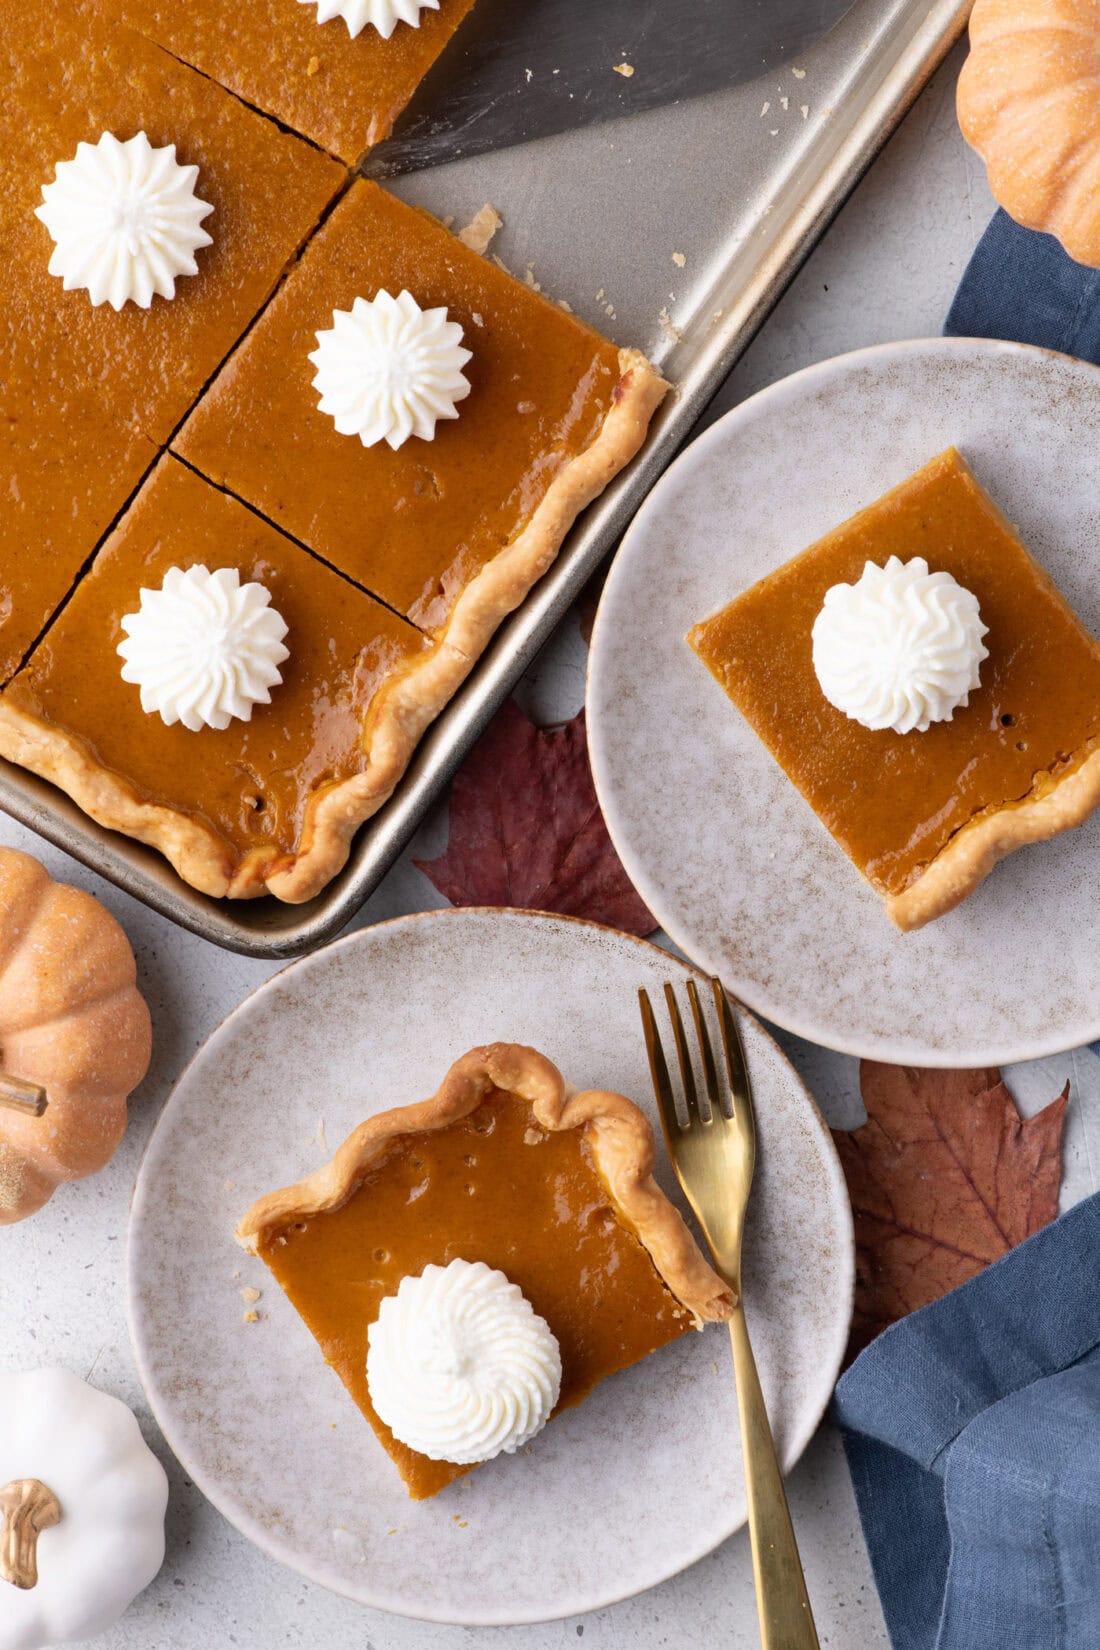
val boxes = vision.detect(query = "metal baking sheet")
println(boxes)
[363,0,858,175]
[0,0,971,956]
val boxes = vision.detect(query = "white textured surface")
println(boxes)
[5,39,1084,1650]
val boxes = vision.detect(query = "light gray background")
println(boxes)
[5,37,1099,1650]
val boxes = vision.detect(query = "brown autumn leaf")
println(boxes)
[835,1063,1068,1359]
[415,699,658,936]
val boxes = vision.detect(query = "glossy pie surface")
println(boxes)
[0,3,341,682]
[113,0,480,163]
[689,449,1100,897]
[176,181,624,629]
[5,458,426,867]
[257,1090,689,1500]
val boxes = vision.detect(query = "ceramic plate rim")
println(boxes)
[588,335,1100,1068]
[126,906,854,1625]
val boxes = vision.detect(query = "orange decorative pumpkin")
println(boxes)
[0,849,151,1224]
[958,0,1100,267]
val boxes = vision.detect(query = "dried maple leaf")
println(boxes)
[415,699,658,936]
[835,1064,1068,1359]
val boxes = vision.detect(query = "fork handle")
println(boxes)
[729,1305,821,1650]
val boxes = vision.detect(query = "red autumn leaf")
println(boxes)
[834,1063,1068,1359]
[415,699,658,936]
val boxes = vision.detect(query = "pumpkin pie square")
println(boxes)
[0,456,453,902]
[0,7,342,684]
[4,6,344,448]
[176,179,667,644]
[237,1045,732,1500]
[0,356,158,685]
[111,0,479,164]
[688,448,1100,929]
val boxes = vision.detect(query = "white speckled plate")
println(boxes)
[589,337,1100,1067]
[127,909,852,1625]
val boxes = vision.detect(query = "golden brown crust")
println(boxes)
[236,1042,733,1325]
[0,699,237,898]
[0,349,667,903]
[261,348,668,902]
[886,737,1100,930]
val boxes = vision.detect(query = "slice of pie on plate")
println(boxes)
[236,1044,733,1500]
[688,448,1100,930]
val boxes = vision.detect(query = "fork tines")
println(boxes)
[639,976,752,1137]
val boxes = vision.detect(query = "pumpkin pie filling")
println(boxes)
[112,0,480,165]
[0,12,666,901]
[689,449,1100,923]
[0,457,430,892]
[238,1045,733,1500]
[0,3,342,683]
[174,180,649,632]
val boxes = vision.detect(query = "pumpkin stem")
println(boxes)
[0,1075,48,1118]
[0,1478,62,1589]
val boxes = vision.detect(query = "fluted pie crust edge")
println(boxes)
[236,1042,735,1326]
[886,736,1100,931]
[0,350,667,903]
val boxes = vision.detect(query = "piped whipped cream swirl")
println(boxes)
[36,132,213,311]
[812,555,989,734]
[299,0,439,37]
[118,566,290,732]
[366,1259,562,1465]
[310,288,472,450]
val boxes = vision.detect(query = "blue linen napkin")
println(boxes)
[944,207,1100,362]
[833,209,1100,1650]
[835,1194,1100,1650]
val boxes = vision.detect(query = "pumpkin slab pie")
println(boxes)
[175,179,668,645]
[0,456,481,902]
[689,448,1100,930]
[0,5,342,684]
[237,1044,733,1500]
[7,6,343,447]
[111,0,480,164]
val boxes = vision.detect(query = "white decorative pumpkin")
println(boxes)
[0,1369,168,1649]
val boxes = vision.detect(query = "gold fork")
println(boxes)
[639,976,820,1650]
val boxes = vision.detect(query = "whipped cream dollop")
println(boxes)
[366,1259,562,1465]
[36,132,213,311]
[812,555,989,735]
[299,0,440,38]
[118,566,290,732]
[310,288,472,451]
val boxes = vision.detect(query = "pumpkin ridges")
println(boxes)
[959,38,1098,128]
[968,82,1100,222]
[0,852,52,987]
[4,991,152,1101]
[0,884,139,1033]
[0,849,150,1223]
[982,0,1100,26]
[970,15,1100,48]
[959,0,1100,267]
[9,1088,128,1182]
[1009,101,1100,244]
